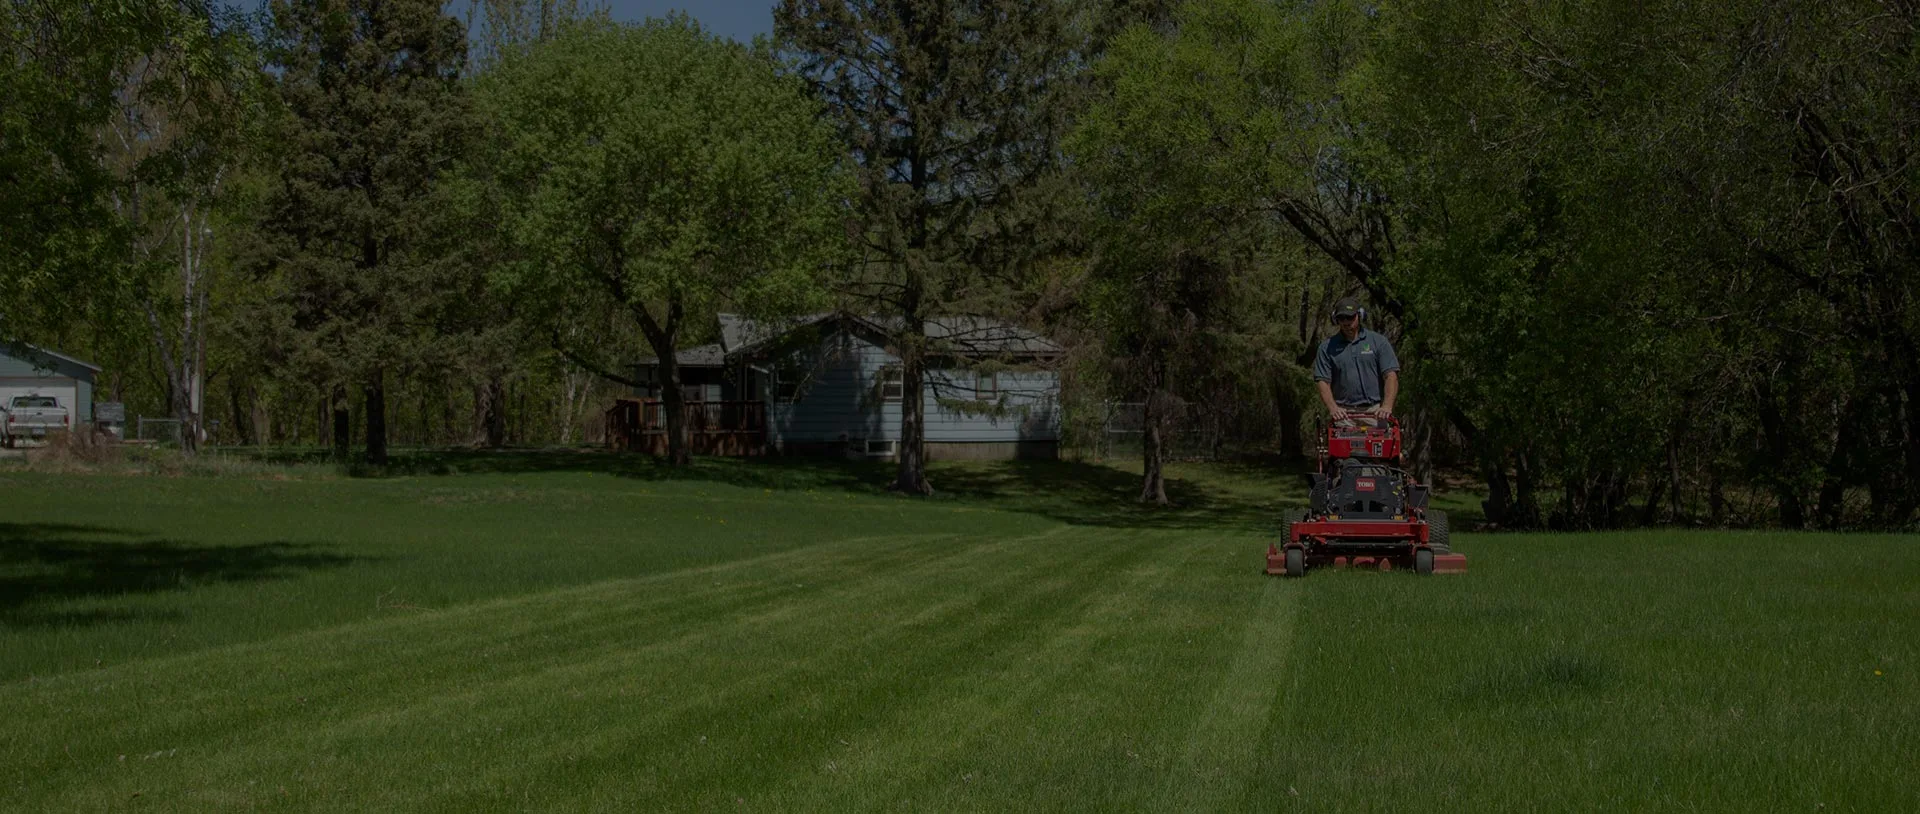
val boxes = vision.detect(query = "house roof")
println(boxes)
[634,343,728,368]
[3,343,102,373]
[719,312,1062,359]
[635,312,1062,369]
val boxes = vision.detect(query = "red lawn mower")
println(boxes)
[1267,415,1466,576]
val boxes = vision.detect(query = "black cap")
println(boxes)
[1331,297,1362,319]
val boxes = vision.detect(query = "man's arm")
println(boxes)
[1312,342,1347,420]
[1375,334,1402,417]
[1378,370,1399,417]
[1316,380,1347,420]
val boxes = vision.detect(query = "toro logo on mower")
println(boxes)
[1354,478,1376,492]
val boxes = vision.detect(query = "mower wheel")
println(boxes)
[1415,548,1435,574]
[1427,509,1451,555]
[1284,547,1305,577]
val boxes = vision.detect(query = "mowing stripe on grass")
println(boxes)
[786,530,1211,809]
[1159,578,1301,811]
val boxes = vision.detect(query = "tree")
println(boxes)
[258,0,471,464]
[476,16,848,465]
[448,0,600,448]
[105,2,264,453]
[776,0,1084,494]
[1074,0,1358,502]
[0,1,190,343]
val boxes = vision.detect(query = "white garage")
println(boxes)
[0,344,100,424]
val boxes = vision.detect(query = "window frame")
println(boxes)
[879,365,904,402]
[773,355,807,403]
[974,370,998,401]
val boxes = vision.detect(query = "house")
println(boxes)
[613,312,1063,460]
[0,344,100,424]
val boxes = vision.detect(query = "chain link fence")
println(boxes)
[135,417,184,447]
[1074,400,1297,462]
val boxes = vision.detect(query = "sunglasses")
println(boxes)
[1334,314,1358,322]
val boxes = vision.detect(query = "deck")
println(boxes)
[605,398,768,457]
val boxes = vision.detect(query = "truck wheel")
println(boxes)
[1415,548,1435,575]
[1426,509,1451,555]
[1284,547,1306,577]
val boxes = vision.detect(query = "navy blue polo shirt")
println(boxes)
[1313,328,1400,407]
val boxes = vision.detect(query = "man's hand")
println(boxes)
[1373,404,1393,419]
[1328,406,1349,422]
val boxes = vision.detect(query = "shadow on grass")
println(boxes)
[250,446,889,491]
[238,447,1327,533]
[0,523,364,628]
[930,458,1300,532]
[1455,652,1618,706]
[315,447,1309,533]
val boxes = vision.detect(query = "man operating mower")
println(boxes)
[1272,296,1462,577]
[1313,297,1399,427]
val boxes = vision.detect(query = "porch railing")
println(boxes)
[605,398,768,456]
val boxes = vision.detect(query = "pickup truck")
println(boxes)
[2,395,69,448]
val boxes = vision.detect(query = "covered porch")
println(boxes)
[605,398,769,457]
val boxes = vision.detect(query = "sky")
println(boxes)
[599,1,775,42]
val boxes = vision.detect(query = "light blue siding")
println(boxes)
[769,331,887,443]
[0,346,97,423]
[767,328,1060,446]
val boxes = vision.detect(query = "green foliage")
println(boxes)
[251,0,472,461]
[0,0,233,341]
[777,0,1088,492]
[1072,0,1919,527]
[480,17,846,327]
[6,0,1915,528]
[473,15,849,463]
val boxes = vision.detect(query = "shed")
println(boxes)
[0,344,100,423]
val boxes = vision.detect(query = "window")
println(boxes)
[974,371,998,400]
[775,355,807,402]
[865,438,896,456]
[879,366,904,402]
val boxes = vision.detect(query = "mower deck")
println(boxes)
[1265,541,1467,575]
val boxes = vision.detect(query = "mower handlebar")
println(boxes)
[1325,411,1400,428]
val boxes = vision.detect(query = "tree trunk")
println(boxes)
[1709,469,1728,526]
[890,305,932,494]
[657,353,689,466]
[892,351,932,494]
[252,386,272,446]
[635,301,689,466]
[1481,458,1512,528]
[891,141,933,495]
[485,376,508,448]
[1275,381,1305,461]
[331,386,351,460]
[1816,394,1859,529]
[1897,379,1920,527]
[1140,390,1169,505]
[365,368,388,465]
[1514,450,1542,528]
[1754,384,1806,528]
[1667,434,1684,524]
[230,382,254,446]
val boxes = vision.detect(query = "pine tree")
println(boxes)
[256,0,470,464]
[776,0,1082,493]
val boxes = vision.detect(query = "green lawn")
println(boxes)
[2,452,1915,811]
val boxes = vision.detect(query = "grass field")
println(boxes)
[2,452,1916,811]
